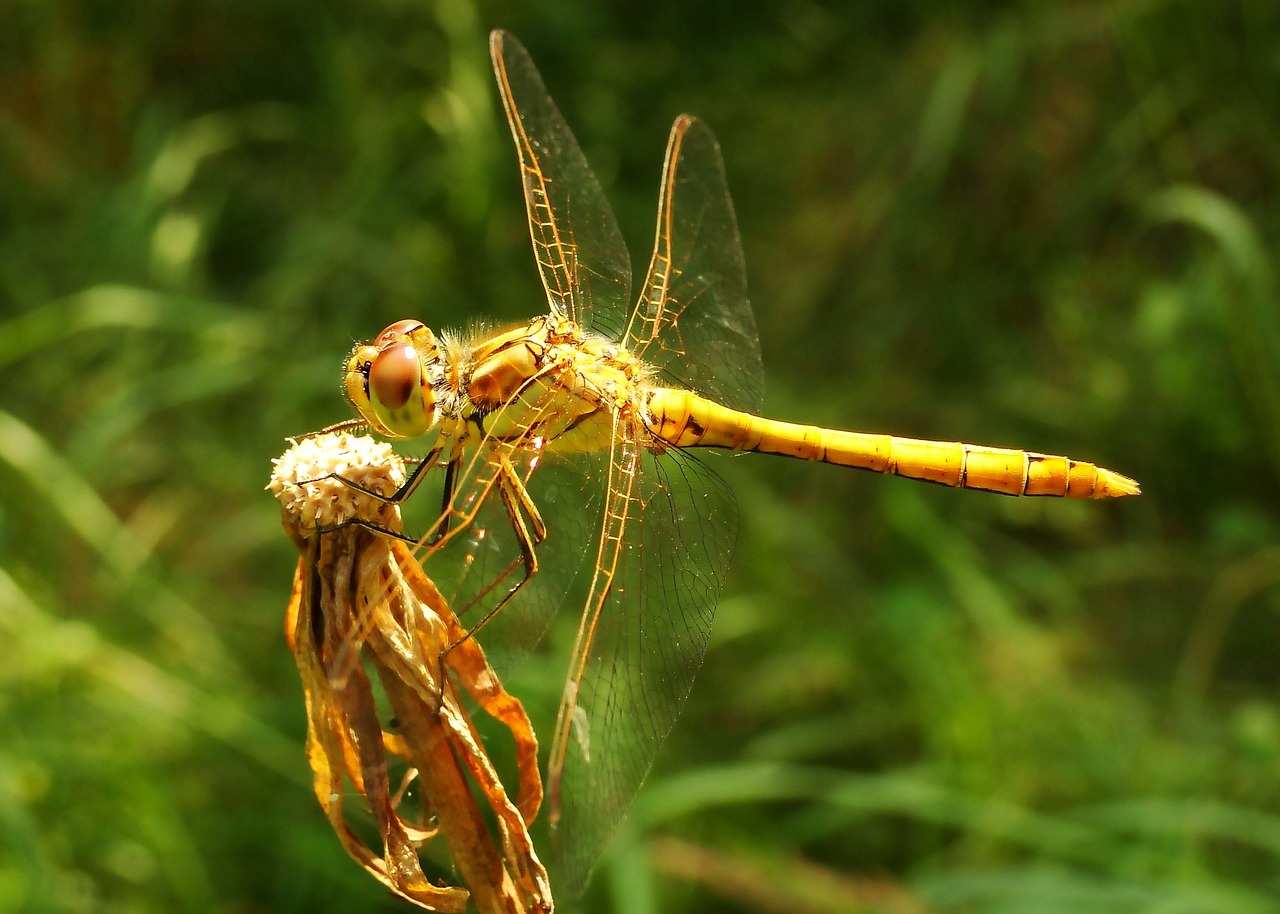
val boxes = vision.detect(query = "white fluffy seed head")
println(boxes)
[268,432,406,531]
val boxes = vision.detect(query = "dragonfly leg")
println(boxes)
[302,446,474,552]
[312,417,367,436]
[439,456,546,667]
[425,455,461,547]
[309,449,444,544]
[315,516,420,545]
[300,444,444,507]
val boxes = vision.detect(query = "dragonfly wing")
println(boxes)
[419,434,604,680]
[549,436,737,894]
[627,115,764,413]
[490,31,632,335]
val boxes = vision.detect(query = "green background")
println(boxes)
[4,1,1279,911]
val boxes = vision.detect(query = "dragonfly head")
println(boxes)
[345,320,440,439]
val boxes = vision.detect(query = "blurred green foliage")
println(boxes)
[3,0,1280,911]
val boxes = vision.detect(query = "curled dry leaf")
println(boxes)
[268,432,552,913]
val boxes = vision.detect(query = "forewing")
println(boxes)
[627,115,764,413]
[550,437,737,894]
[491,31,632,336]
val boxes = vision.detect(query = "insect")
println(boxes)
[340,30,1138,893]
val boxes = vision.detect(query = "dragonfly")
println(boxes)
[339,29,1139,893]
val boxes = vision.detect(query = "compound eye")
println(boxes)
[368,342,422,411]
[376,319,426,348]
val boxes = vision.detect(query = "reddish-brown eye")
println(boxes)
[375,319,426,348]
[368,342,420,410]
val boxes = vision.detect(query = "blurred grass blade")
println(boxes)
[1079,798,1280,860]
[910,44,978,191]
[0,284,261,369]
[0,409,238,677]
[147,103,299,202]
[0,567,302,780]
[1146,184,1280,474]
[0,408,153,578]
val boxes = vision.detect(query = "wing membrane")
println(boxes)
[491,31,632,335]
[549,438,736,893]
[627,115,764,413]
[416,413,604,682]
[457,32,751,893]
[420,400,735,894]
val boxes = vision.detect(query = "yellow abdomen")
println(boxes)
[646,388,1139,499]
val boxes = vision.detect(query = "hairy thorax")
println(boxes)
[447,316,659,455]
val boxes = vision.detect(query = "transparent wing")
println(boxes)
[415,429,604,682]
[491,30,632,336]
[474,34,748,893]
[419,405,735,894]
[549,436,736,894]
[626,115,764,413]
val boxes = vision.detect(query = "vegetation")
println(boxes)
[3,1,1279,911]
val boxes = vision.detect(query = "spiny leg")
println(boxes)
[304,446,478,553]
[440,454,547,666]
[315,516,420,546]
[428,453,461,546]
[451,454,546,638]
[301,444,445,508]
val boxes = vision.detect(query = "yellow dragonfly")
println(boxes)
[340,30,1138,893]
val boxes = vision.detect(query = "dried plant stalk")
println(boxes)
[269,432,552,913]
